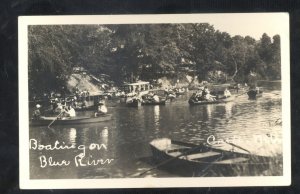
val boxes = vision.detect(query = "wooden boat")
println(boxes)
[150,138,274,176]
[142,100,166,106]
[30,114,112,126]
[188,96,234,105]
[247,89,263,99]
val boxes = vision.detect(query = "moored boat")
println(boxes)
[188,96,234,105]
[30,114,112,126]
[141,100,166,106]
[149,138,274,176]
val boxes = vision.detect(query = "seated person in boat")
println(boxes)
[256,86,260,93]
[194,90,203,101]
[67,106,76,117]
[224,88,232,98]
[202,86,216,101]
[142,94,152,103]
[54,101,63,113]
[51,98,60,113]
[152,94,160,102]
[32,104,42,120]
[95,100,107,117]
[60,105,76,118]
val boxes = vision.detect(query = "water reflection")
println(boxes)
[154,105,160,130]
[69,128,77,145]
[206,105,212,119]
[100,127,109,145]
[224,102,233,118]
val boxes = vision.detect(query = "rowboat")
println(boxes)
[188,96,234,105]
[30,114,112,126]
[142,100,166,106]
[247,89,263,99]
[150,138,273,176]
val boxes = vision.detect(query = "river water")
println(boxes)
[29,81,283,179]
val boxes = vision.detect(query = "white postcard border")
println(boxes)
[19,13,291,189]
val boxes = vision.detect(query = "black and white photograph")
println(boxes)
[19,13,290,188]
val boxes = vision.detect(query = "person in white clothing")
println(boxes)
[95,100,107,117]
[68,106,76,117]
[224,88,232,98]
[153,94,160,102]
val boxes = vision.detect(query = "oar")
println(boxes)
[47,111,64,128]
[224,141,251,154]
[138,144,203,177]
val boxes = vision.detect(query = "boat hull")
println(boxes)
[188,96,234,105]
[141,101,166,106]
[30,114,112,126]
[150,138,273,177]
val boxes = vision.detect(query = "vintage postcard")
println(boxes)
[19,13,290,189]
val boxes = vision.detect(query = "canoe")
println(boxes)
[188,96,234,105]
[30,114,112,126]
[150,138,273,176]
[142,100,166,106]
[247,90,263,99]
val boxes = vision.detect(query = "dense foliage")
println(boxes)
[28,24,281,95]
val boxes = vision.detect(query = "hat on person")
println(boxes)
[36,104,41,108]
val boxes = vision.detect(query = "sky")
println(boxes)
[22,13,288,40]
[199,13,288,40]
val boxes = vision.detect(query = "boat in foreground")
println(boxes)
[150,138,274,176]
[188,96,234,105]
[30,114,112,126]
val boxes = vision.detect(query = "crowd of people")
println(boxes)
[191,86,232,102]
[32,96,108,120]
[142,92,161,103]
[31,84,235,120]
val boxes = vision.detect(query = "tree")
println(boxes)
[28,25,74,95]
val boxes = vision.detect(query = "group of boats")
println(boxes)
[30,81,263,127]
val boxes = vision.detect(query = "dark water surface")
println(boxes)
[29,81,282,178]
